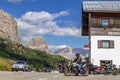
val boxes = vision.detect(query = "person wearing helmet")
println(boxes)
[74,53,83,75]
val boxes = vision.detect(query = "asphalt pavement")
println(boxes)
[0,71,120,80]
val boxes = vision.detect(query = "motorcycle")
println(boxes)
[93,65,103,74]
[112,65,118,75]
[118,65,120,74]
[64,62,89,76]
[103,64,112,75]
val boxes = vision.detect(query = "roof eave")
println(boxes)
[83,10,120,13]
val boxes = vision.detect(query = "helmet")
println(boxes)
[75,53,80,56]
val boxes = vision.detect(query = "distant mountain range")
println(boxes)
[49,45,89,60]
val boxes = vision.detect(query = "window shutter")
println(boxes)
[110,40,114,48]
[98,40,102,48]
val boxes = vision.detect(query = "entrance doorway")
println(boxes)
[100,60,112,66]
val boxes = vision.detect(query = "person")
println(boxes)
[74,53,83,75]
[63,59,70,70]
[84,57,90,64]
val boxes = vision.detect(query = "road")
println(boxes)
[0,71,120,80]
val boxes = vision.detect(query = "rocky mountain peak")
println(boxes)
[25,37,51,54]
[0,10,21,43]
[50,45,89,60]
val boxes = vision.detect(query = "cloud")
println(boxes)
[21,11,53,21]
[48,45,69,49]
[16,11,82,42]
[8,0,22,4]
[48,45,70,52]
[52,27,81,37]
[53,11,70,18]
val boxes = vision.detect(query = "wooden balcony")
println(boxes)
[91,24,120,28]
[90,24,120,36]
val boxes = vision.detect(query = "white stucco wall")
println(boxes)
[91,36,120,66]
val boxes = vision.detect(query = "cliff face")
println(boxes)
[0,10,21,43]
[25,37,51,54]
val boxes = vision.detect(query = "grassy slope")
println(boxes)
[0,58,12,71]
[0,37,66,71]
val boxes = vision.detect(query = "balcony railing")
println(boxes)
[91,24,120,28]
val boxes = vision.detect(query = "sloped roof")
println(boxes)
[83,1,120,12]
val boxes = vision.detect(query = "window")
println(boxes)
[101,19,109,26]
[100,60,112,66]
[98,40,114,48]
[102,40,109,48]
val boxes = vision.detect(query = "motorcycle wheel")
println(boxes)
[93,70,97,75]
[64,68,71,76]
[103,70,108,75]
[83,67,89,76]
[112,69,118,75]
[74,70,79,76]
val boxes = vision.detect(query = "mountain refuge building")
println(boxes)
[82,1,120,66]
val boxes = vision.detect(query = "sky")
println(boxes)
[0,0,89,48]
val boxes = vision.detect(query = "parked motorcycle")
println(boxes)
[118,65,120,74]
[112,65,118,75]
[103,64,112,75]
[64,62,89,76]
[93,65,103,74]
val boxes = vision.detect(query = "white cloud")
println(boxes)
[21,11,53,21]
[53,27,81,37]
[53,11,69,18]
[38,29,51,34]
[48,45,70,52]
[8,0,22,4]
[16,11,82,42]
[48,45,69,49]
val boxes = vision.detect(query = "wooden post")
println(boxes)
[88,13,92,74]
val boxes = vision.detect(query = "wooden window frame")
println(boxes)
[98,40,114,49]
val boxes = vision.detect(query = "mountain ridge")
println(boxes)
[49,45,89,60]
